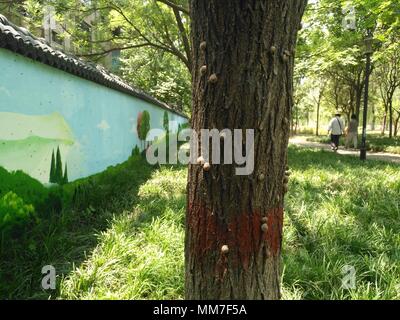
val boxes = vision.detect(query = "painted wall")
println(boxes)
[0,48,187,183]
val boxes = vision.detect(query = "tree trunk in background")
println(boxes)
[382,112,387,136]
[316,103,320,136]
[316,86,324,136]
[389,101,394,138]
[186,0,307,300]
[355,79,363,122]
[371,104,376,131]
[394,111,400,137]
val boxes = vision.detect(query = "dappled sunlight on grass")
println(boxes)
[283,146,400,299]
[60,166,186,300]
[60,146,400,300]
[2,146,399,300]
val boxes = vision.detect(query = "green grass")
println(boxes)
[0,166,63,221]
[1,147,399,300]
[306,134,400,154]
[282,147,400,299]
[60,167,186,299]
[0,154,155,299]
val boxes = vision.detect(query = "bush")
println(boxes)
[0,192,36,231]
[62,154,153,211]
[131,145,141,157]
[0,166,63,216]
[0,167,48,208]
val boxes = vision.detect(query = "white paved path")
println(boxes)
[289,136,400,164]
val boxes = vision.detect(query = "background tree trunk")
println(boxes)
[316,102,320,136]
[394,111,400,137]
[371,103,376,131]
[316,86,324,136]
[389,101,394,138]
[355,86,362,121]
[382,112,387,136]
[186,0,307,300]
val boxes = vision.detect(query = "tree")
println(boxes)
[314,82,326,136]
[18,0,192,69]
[138,110,151,149]
[49,150,56,183]
[186,0,307,299]
[376,41,400,138]
[55,146,63,184]
[120,47,191,113]
[3,0,193,111]
[63,163,68,185]
[163,111,169,133]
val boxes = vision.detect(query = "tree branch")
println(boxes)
[76,43,150,57]
[156,0,190,16]
[172,7,192,71]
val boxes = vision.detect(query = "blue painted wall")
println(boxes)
[0,48,187,183]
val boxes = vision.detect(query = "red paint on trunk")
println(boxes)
[188,202,284,271]
[265,208,284,256]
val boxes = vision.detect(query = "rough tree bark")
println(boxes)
[185,0,307,300]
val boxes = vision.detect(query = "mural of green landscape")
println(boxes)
[0,112,75,183]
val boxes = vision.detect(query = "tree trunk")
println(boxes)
[316,102,320,136]
[355,85,362,121]
[394,112,400,137]
[291,116,295,137]
[371,104,376,131]
[315,98,321,137]
[316,86,324,137]
[389,101,393,138]
[186,0,306,300]
[382,112,387,136]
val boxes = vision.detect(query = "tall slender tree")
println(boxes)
[49,150,56,183]
[140,111,151,149]
[63,163,69,185]
[186,0,307,299]
[55,147,63,184]
[163,111,170,133]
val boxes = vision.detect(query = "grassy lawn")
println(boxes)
[1,146,399,300]
[306,134,400,155]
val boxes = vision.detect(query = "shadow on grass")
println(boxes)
[0,155,159,299]
[58,165,187,300]
[283,146,400,299]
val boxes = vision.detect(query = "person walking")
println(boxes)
[327,111,345,152]
[345,114,359,149]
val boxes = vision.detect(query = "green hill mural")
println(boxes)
[0,112,75,183]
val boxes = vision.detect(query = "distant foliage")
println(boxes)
[121,47,191,114]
